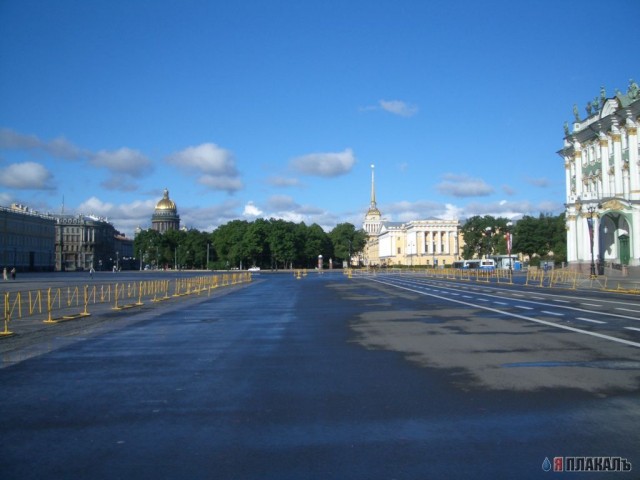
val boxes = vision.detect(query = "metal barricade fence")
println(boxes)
[1,272,253,337]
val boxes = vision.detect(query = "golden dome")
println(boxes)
[155,188,177,211]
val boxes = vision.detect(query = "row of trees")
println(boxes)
[461,213,566,265]
[133,212,567,271]
[133,219,368,270]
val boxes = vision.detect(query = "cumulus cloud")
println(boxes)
[242,201,263,217]
[384,200,447,222]
[267,176,302,187]
[167,143,242,193]
[290,148,356,177]
[0,161,55,189]
[198,174,243,193]
[91,147,153,176]
[100,175,139,192]
[267,195,298,210]
[436,173,494,197]
[167,143,238,176]
[525,176,550,188]
[0,128,85,160]
[379,99,418,117]
[461,199,563,220]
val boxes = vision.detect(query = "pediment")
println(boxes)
[601,199,629,211]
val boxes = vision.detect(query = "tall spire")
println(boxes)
[370,164,376,208]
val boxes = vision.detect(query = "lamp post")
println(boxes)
[586,206,597,277]
[505,222,513,273]
[484,226,493,259]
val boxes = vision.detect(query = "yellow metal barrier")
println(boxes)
[2,292,14,336]
[0,273,253,337]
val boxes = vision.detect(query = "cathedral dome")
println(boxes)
[151,188,180,233]
[155,189,177,212]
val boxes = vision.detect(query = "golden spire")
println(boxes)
[370,164,376,208]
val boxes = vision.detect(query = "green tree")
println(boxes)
[133,228,162,269]
[301,223,332,268]
[512,213,566,266]
[329,223,367,266]
[268,219,298,269]
[211,220,250,269]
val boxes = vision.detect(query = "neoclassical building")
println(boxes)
[560,80,640,272]
[151,188,181,233]
[0,204,56,271]
[362,165,462,267]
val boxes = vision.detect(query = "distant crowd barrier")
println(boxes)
[346,267,515,284]
[1,272,252,337]
[344,266,634,294]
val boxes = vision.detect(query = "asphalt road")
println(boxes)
[0,271,638,479]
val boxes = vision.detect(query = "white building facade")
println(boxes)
[560,80,640,271]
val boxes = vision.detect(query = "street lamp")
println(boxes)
[484,226,493,259]
[586,206,597,277]
[505,222,513,273]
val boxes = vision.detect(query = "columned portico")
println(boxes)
[560,81,640,271]
[362,166,462,267]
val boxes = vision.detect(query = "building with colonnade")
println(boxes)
[362,165,462,267]
[560,80,640,274]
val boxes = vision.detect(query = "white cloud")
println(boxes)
[441,203,464,220]
[290,148,356,177]
[100,175,139,192]
[525,176,550,188]
[379,99,418,117]
[0,128,85,160]
[0,161,55,189]
[436,173,494,197]
[267,176,302,187]
[198,174,243,193]
[167,143,242,193]
[267,195,298,210]
[91,147,153,176]
[167,143,238,176]
[242,201,263,217]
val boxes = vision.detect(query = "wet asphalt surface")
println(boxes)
[0,272,638,479]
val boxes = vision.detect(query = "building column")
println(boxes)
[574,147,583,197]
[612,130,624,196]
[566,214,577,262]
[565,157,572,202]
[628,123,639,201]
[599,137,611,198]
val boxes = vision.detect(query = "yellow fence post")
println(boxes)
[1,292,13,336]
[82,285,90,316]
[137,281,144,305]
[44,287,56,323]
[113,283,120,310]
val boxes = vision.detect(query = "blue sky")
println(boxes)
[1,0,638,238]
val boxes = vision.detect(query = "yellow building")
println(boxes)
[362,165,462,267]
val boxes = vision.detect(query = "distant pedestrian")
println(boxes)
[89,266,95,278]
[2,267,7,281]
[10,267,16,280]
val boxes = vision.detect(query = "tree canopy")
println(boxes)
[133,219,368,270]
[460,213,566,265]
